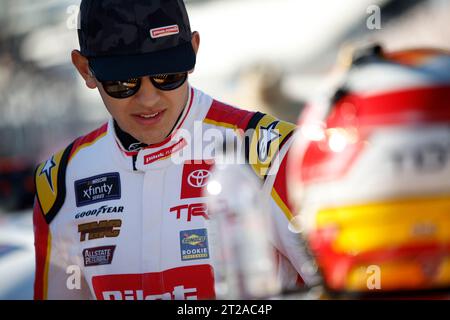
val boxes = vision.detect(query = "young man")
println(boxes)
[33,0,314,300]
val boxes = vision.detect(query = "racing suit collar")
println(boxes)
[113,120,148,153]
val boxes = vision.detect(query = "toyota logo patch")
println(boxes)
[181,160,214,199]
[188,170,211,188]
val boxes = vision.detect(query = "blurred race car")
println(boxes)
[288,45,450,298]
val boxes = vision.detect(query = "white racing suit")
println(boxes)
[33,87,313,300]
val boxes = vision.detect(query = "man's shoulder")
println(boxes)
[203,98,295,133]
[244,111,296,180]
[68,122,109,161]
[34,122,109,224]
[36,122,109,174]
[203,99,257,131]
[202,98,296,179]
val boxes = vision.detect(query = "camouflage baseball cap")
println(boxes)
[78,0,196,81]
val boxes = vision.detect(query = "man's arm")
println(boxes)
[264,143,321,289]
[33,144,92,300]
[243,112,320,288]
[33,199,50,300]
[33,199,91,300]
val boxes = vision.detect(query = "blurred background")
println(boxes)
[0,0,449,299]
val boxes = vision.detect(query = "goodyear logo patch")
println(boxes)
[180,229,209,261]
[75,173,121,207]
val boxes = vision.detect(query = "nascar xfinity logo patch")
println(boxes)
[75,173,121,207]
[180,229,209,261]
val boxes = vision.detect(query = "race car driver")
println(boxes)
[33,0,317,300]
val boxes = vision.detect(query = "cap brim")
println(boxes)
[89,41,196,81]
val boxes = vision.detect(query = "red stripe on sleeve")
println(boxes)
[33,199,50,300]
[205,100,255,130]
[273,148,294,215]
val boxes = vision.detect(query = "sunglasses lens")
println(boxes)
[151,73,187,91]
[102,78,140,99]
[100,73,187,99]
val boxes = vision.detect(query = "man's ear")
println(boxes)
[191,31,200,55]
[189,31,200,74]
[71,50,97,89]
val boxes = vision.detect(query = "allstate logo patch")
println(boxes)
[180,229,210,261]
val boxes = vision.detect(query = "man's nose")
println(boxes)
[134,76,160,106]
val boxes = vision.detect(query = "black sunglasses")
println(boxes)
[94,72,188,99]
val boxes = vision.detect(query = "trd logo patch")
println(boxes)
[83,246,116,267]
[78,220,122,242]
[180,229,209,261]
[75,173,121,207]
[181,161,214,199]
[170,203,209,222]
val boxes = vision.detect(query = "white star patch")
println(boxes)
[258,121,281,162]
[40,156,57,193]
